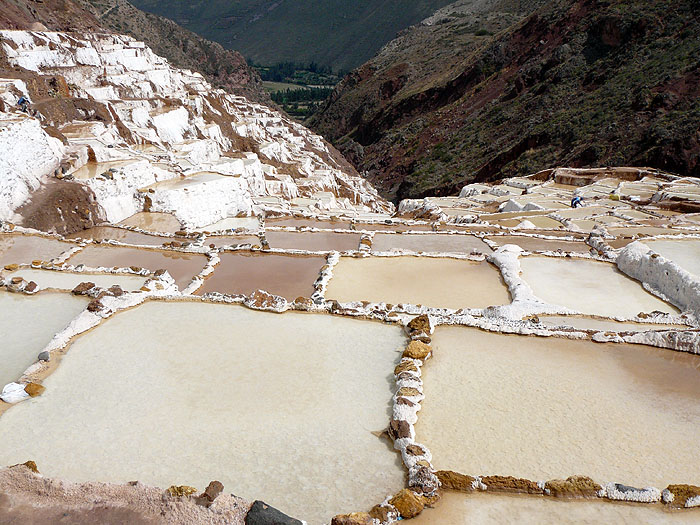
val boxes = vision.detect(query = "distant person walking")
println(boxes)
[571,196,583,208]
[17,96,30,113]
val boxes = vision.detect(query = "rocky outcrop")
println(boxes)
[245,500,302,525]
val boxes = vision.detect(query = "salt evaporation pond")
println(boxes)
[0,302,406,523]
[118,212,182,233]
[266,217,351,230]
[416,327,700,488]
[193,217,260,232]
[67,245,207,290]
[645,239,700,277]
[196,252,325,299]
[0,291,88,387]
[486,236,590,253]
[264,231,361,251]
[411,491,700,524]
[203,235,261,248]
[519,256,676,317]
[0,234,73,266]
[371,233,490,254]
[538,315,685,333]
[326,257,510,309]
[67,227,169,246]
[5,269,147,292]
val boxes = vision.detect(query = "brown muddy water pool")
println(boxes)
[371,233,491,255]
[196,252,325,300]
[118,213,182,233]
[67,227,169,246]
[4,269,147,292]
[0,235,74,266]
[264,231,361,252]
[486,236,590,253]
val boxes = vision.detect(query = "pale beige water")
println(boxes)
[538,315,686,332]
[203,235,261,249]
[266,217,351,230]
[0,235,73,266]
[326,257,510,309]
[196,252,325,299]
[371,234,491,254]
[416,327,700,487]
[0,291,88,386]
[71,161,136,180]
[411,491,700,525]
[264,231,361,252]
[5,269,147,292]
[645,239,700,277]
[519,256,677,317]
[67,245,207,290]
[0,302,406,524]
[118,213,182,233]
[67,227,168,246]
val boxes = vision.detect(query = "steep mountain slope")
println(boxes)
[311,0,700,201]
[0,0,269,103]
[129,0,454,71]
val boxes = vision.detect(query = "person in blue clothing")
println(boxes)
[17,96,30,113]
[571,196,583,208]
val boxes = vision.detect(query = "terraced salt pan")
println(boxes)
[486,236,590,253]
[193,217,260,233]
[67,227,168,246]
[416,327,700,488]
[644,239,700,277]
[264,231,361,252]
[140,172,227,191]
[520,256,676,317]
[118,212,182,233]
[5,269,147,292]
[371,233,490,254]
[67,245,206,289]
[0,302,406,524]
[326,257,510,310]
[70,161,137,180]
[411,491,700,524]
[204,235,261,249]
[539,316,685,333]
[0,291,88,387]
[266,217,351,230]
[197,252,325,299]
[0,235,73,266]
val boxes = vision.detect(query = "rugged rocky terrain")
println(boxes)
[129,0,455,71]
[0,0,269,103]
[311,0,700,201]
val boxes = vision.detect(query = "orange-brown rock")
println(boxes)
[395,397,416,407]
[369,505,391,522]
[437,470,476,492]
[24,383,45,397]
[481,475,543,494]
[330,512,373,525]
[664,484,700,507]
[166,485,198,497]
[87,299,103,312]
[402,340,431,359]
[3,264,19,271]
[71,281,96,295]
[407,314,430,334]
[10,460,39,473]
[194,480,224,508]
[545,476,601,498]
[387,419,411,440]
[10,276,23,284]
[394,360,418,375]
[129,266,142,273]
[389,489,424,518]
[405,444,427,456]
[397,387,421,397]
[24,281,38,293]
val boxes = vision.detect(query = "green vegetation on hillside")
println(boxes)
[128,0,454,71]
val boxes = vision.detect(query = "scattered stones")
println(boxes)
[396,387,421,398]
[402,340,431,360]
[23,383,45,397]
[394,360,418,375]
[545,476,601,498]
[24,281,38,293]
[407,314,431,335]
[436,470,476,492]
[245,500,302,525]
[369,504,392,522]
[166,485,198,497]
[86,299,103,312]
[388,489,424,518]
